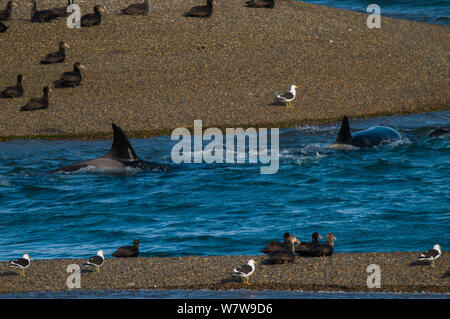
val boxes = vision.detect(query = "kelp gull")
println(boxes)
[85,250,104,272]
[418,244,441,267]
[9,254,31,277]
[233,259,257,285]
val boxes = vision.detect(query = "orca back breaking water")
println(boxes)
[51,124,170,173]
[331,116,401,148]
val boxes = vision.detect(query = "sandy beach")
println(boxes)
[0,252,449,294]
[0,0,448,140]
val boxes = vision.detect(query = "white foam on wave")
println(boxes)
[0,175,11,186]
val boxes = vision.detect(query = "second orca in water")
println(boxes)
[330,116,401,149]
[51,124,170,173]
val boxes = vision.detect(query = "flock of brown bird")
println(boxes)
[261,232,337,264]
[0,0,278,112]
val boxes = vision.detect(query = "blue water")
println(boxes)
[0,111,449,260]
[1,289,449,299]
[303,0,450,25]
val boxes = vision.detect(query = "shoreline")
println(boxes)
[1,252,448,294]
[0,0,448,140]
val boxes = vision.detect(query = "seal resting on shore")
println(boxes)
[40,41,69,64]
[295,232,322,256]
[245,0,275,9]
[112,240,139,258]
[184,0,215,18]
[233,259,257,285]
[28,1,59,23]
[50,123,171,173]
[0,1,17,21]
[81,5,106,27]
[20,86,50,111]
[54,62,84,87]
[261,232,291,255]
[267,236,301,264]
[121,0,150,15]
[0,74,24,98]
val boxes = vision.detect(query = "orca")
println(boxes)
[428,127,449,137]
[330,116,401,148]
[51,123,170,173]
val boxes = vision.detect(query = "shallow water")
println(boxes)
[0,111,449,260]
[1,289,449,299]
[303,0,450,26]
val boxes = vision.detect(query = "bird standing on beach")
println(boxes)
[274,84,299,109]
[245,0,275,9]
[305,233,337,257]
[418,244,441,267]
[85,250,105,273]
[296,232,322,256]
[81,5,106,27]
[54,62,85,87]
[8,254,31,277]
[0,74,24,98]
[20,86,51,111]
[112,239,139,258]
[28,1,59,23]
[261,232,291,255]
[184,0,215,18]
[40,41,70,64]
[121,0,150,15]
[267,236,301,264]
[233,259,257,285]
[0,1,17,21]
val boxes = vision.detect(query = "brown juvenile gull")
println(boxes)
[121,0,150,15]
[184,0,215,18]
[306,233,337,257]
[54,62,85,87]
[40,41,70,64]
[296,232,322,256]
[81,5,106,27]
[261,232,291,255]
[267,235,301,264]
[20,86,51,111]
[28,1,59,23]
[0,74,24,98]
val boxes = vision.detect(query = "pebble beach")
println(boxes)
[0,252,449,294]
[0,0,448,140]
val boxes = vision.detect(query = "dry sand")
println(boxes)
[0,0,448,140]
[0,252,449,294]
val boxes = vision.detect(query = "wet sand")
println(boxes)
[0,0,448,140]
[1,252,448,294]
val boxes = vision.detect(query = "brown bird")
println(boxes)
[40,41,70,64]
[20,86,51,112]
[54,62,85,87]
[50,0,73,18]
[306,233,337,257]
[184,0,215,18]
[81,5,106,27]
[296,232,322,256]
[121,0,150,15]
[261,232,291,255]
[0,74,23,98]
[0,21,8,32]
[112,239,139,258]
[28,1,59,23]
[267,236,301,264]
[0,1,17,21]
[245,0,275,9]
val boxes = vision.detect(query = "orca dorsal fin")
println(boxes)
[335,116,352,143]
[106,123,139,161]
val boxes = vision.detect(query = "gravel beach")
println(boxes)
[0,0,448,140]
[0,252,449,294]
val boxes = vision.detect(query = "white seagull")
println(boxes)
[233,259,257,285]
[85,250,105,273]
[418,244,441,267]
[275,84,299,109]
[9,254,31,277]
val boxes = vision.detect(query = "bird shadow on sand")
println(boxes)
[409,260,432,267]
[267,101,286,107]
[220,276,243,284]
[443,270,450,278]
[81,268,95,274]
[0,270,18,277]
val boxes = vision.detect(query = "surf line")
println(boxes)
[171,120,279,174]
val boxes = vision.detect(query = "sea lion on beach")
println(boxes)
[330,116,401,149]
[51,123,171,173]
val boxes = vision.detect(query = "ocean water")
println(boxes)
[0,111,449,260]
[303,0,450,25]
